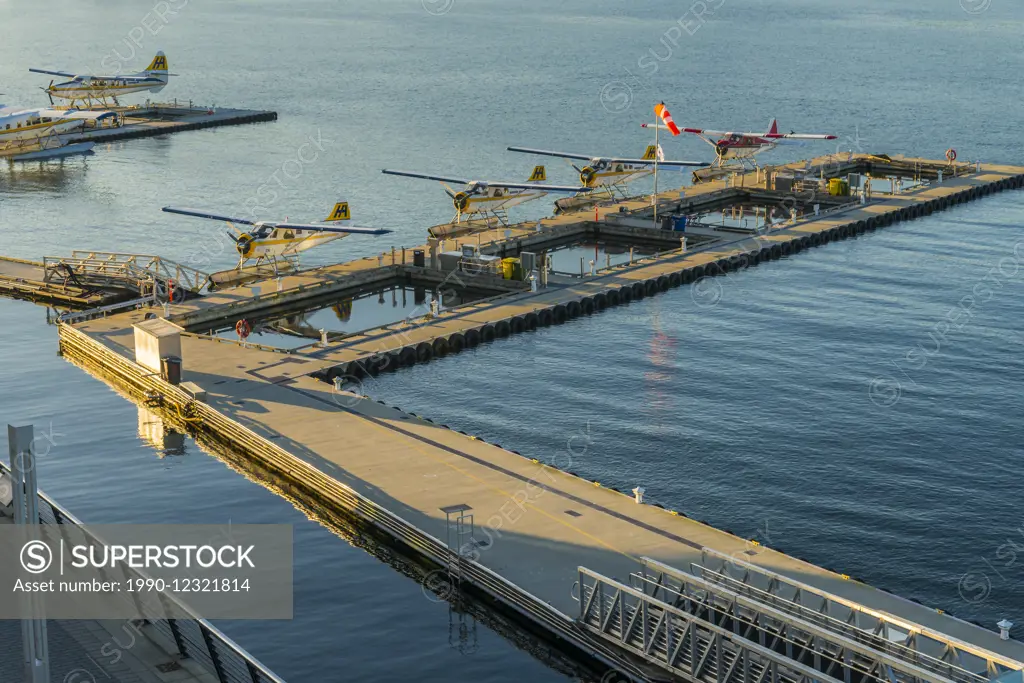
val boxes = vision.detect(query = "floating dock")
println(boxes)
[34,153,1024,681]
[64,103,277,145]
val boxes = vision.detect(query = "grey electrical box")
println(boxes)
[520,251,537,272]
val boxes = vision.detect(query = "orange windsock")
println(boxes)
[654,102,681,136]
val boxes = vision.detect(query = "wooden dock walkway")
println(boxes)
[0,256,131,308]
[50,152,1024,680]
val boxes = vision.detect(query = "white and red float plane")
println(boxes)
[643,119,836,168]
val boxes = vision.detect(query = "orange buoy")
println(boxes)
[235,318,251,340]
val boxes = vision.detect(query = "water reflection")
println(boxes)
[215,284,489,348]
[137,406,186,456]
[0,156,90,193]
[547,241,653,276]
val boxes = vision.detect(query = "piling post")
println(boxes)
[391,247,396,265]
[629,247,634,265]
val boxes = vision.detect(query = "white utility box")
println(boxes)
[133,318,184,374]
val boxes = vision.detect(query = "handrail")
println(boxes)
[0,459,286,683]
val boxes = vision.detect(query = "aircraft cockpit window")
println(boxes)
[284,231,294,240]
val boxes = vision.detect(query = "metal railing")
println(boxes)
[43,251,209,297]
[698,548,1023,681]
[578,556,1022,683]
[578,566,840,683]
[0,461,286,683]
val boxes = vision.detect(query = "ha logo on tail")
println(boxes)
[162,202,391,271]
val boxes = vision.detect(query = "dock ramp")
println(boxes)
[43,251,209,300]
[577,553,1022,683]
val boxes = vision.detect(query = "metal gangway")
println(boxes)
[576,552,1023,683]
[43,251,209,299]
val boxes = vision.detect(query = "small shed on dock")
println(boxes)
[133,318,183,374]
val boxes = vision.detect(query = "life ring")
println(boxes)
[946,148,957,163]
[235,319,251,339]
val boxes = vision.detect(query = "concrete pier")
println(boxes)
[65,104,277,145]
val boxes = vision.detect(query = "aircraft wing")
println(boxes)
[162,206,257,226]
[645,123,741,137]
[506,146,594,162]
[29,68,78,78]
[768,132,836,140]
[604,156,710,168]
[483,181,591,193]
[276,223,392,235]
[382,169,469,185]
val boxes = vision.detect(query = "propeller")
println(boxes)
[578,166,597,188]
[441,181,478,221]
[234,233,256,258]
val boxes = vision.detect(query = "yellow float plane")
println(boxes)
[30,52,174,108]
[381,165,591,225]
[507,145,709,197]
[162,202,392,271]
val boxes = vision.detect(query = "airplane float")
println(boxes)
[506,144,709,197]
[162,202,392,271]
[381,166,591,225]
[30,51,174,108]
[643,119,836,168]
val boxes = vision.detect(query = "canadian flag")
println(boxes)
[654,102,681,136]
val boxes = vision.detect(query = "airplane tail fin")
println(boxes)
[527,165,546,182]
[767,118,779,136]
[326,202,351,222]
[144,52,170,91]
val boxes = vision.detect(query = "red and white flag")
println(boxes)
[654,102,681,136]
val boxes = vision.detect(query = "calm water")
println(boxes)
[2,1,1024,681]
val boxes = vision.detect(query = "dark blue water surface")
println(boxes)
[2,1,1024,681]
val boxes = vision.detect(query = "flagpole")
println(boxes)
[653,119,659,228]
